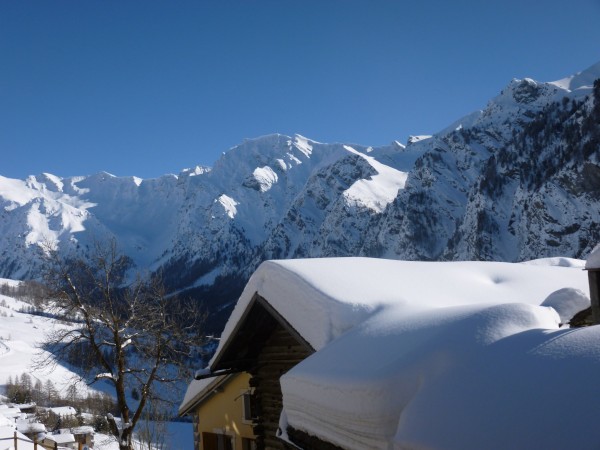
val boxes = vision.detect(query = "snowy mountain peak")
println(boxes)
[407,135,432,145]
[292,134,314,158]
[550,59,600,93]
[0,61,599,320]
[180,165,211,178]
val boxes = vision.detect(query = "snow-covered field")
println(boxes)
[0,279,192,450]
[0,281,84,396]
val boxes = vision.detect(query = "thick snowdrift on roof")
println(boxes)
[179,375,228,416]
[281,302,566,449]
[394,322,600,449]
[540,287,590,324]
[191,257,592,448]
[586,243,600,269]
[282,300,600,449]
[213,257,589,357]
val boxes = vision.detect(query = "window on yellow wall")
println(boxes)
[241,389,256,422]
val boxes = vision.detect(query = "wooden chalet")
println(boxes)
[184,257,593,450]
[208,294,315,449]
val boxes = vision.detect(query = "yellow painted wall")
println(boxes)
[195,372,255,450]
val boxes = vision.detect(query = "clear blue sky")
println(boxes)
[2,0,600,179]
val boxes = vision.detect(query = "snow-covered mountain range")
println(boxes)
[2,61,599,325]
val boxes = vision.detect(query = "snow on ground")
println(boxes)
[0,426,36,450]
[0,284,193,450]
[92,422,192,450]
[203,256,595,450]
[0,292,86,398]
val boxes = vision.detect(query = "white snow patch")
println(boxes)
[275,159,289,171]
[293,135,313,158]
[523,256,586,268]
[40,173,64,191]
[216,195,238,219]
[342,146,408,212]
[407,135,432,144]
[183,166,210,177]
[0,176,38,208]
[549,60,600,93]
[192,266,222,288]
[540,287,590,325]
[252,166,279,193]
[286,153,302,165]
[0,279,21,288]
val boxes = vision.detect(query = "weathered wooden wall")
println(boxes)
[249,324,312,449]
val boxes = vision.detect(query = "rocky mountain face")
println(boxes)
[367,69,600,263]
[1,61,599,327]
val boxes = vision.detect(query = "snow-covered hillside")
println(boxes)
[0,279,85,394]
[1,61,599,329]
[0,279,192,450]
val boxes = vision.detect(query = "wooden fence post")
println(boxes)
[13,431,17,450]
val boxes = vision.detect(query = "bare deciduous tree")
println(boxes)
[38,239,205,450]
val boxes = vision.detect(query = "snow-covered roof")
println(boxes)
[213,257,589,358]
[184,257,595,449]
[12,403,36,410]
[282,297,600,449]
[45,432,76,444]
[586,243,600,269]
[16,420,46,434]
[48,406,77,417]
[179,375,232,416]
[0,405,22,419]
[70,425,94,435]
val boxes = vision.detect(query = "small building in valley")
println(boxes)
[42,431,77,449]
[70,425,94,448]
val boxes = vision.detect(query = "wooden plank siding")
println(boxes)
[249,324,312,449]
[211,294,317,449]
